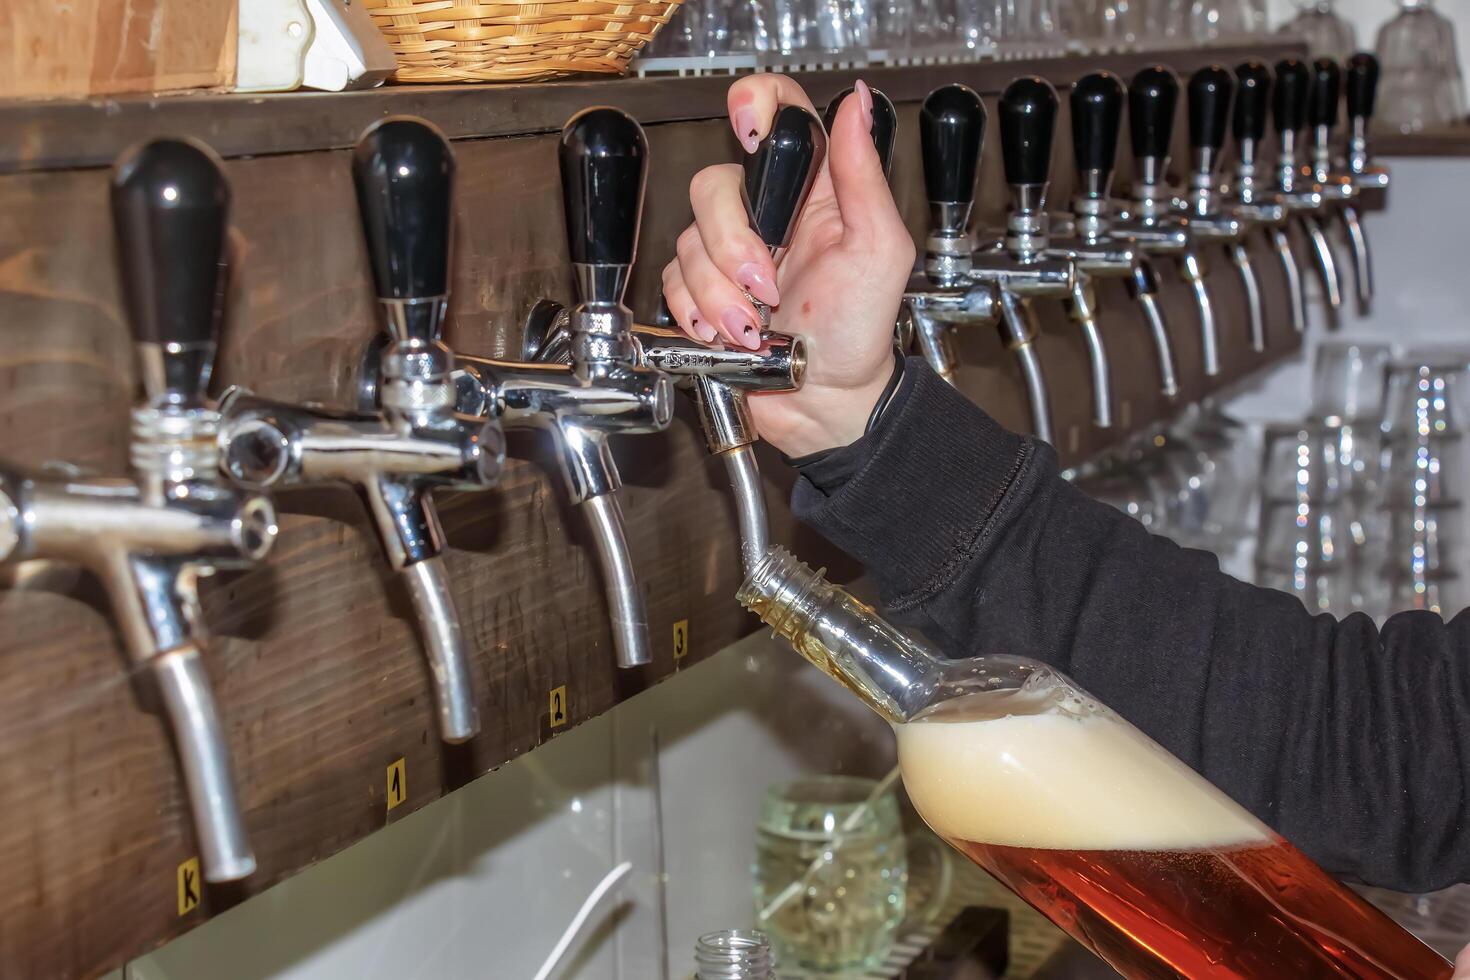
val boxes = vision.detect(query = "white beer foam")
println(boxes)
[896,677,1269,851]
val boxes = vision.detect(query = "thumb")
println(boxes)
[827,80,904,248]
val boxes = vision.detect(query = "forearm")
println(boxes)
[793,358,1470,891]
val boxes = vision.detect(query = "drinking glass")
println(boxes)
[1277,1,1357,62]
[1074,460,1169,531]
[754,775,952,973]
[1376,0,1466,132]
[1189,0,1265,42]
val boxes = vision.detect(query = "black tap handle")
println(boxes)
[353,116,454,302]
[742,104,826,252]
[1128,66,1180,160]
[1233,61,1272,143]
[1273,58,1310,135]
[920,84,987,205]
[1347,52,1380,121]
[823,85,898,179]
[999,76,1058,186]
[1309,57,1342,130]
[559,106,648,269]
[1188,65,1234,152]
[1071,71,1125,176]
[110,137,229,407]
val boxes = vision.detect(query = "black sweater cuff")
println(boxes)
[790,357,1035,609]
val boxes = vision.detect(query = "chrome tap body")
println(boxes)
[459,107,673,671]
[1113,67,1222,378]
[1275,57,1344,321]
[1050,71,1180,399]
[218,118,504,744]
[1232,61,1310,335]
[0,139,280,884]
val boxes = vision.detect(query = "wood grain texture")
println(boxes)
[0,56,1304,978]
[0,0,236,100]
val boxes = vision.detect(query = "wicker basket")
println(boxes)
[363,0,682,83]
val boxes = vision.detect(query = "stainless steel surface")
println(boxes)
[999,289,1055,445]
[1068,277,1113,428]
[1271,225,1310,333]
[1180,249,1221,377]
[1302,212,1345,311]
[1341,202,1374,314]
[1230,241,1267,353]
[581,492,651,668]
[1134,283,1180,398]
[722,444,771,576]
[152,644,257,882]
[403,556,480,742]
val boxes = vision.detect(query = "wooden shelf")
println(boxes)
[0,44,1307,978]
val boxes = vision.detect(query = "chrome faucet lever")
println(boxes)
[1113,66,1222,379]
[1341,52,1389,313]
[972,77,1095,432]
[1049,70,1179,400]
[1274,57,1343,322]
[1184,65,1265,353]
[0,139,278,883]
[1232,61,1309,335]
[220,118,504,744]
[452,108,673,670]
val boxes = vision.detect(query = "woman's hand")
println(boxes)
[660,76,916,458]
[1454,942,1469,978]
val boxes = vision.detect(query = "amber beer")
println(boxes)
[897,683,1453,979]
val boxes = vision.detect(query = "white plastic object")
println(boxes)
[531,861,635,980]
[236,0,314,93]
[302,0,396,92]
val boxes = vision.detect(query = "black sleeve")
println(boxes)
[792,357,1470,893]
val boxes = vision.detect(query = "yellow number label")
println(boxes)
[673,619,690,660]
[177,856,201,916]
[386,757,407,812]
[549,685,568,728]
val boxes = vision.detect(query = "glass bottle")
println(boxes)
[1277,0,1357,62]
[694,930,776,979]
[738,546,1453,978]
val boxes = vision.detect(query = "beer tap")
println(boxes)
[1274,57,1343,322]
[1339,53,1389,313]
[1231,61,1310,335]
[516,105,820,575]
[451,108,674,668]
[1113,67,1223,379]
[218,118,505,743]
[1049,70,1180,400]
[1182,66,1265,354]
[0,139,278,882]
[971,78,1100,430]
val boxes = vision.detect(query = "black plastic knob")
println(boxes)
[1273,58,1310,134]
[743,104,826,252]
[110,138,229,406]
[1233,61,1272,143]
[1129,66,1180,161]
[999,76,1058,186]
[1309,57,1342,129]
[824,85,898,179]
[559,107,648,268]
[353,117,454,302]
[1071,71,1125,176]
[1188,65,1234,152]
[1347,52,1379,121]
[920,84,986,205]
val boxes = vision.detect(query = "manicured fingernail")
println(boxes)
[733,105,761,153]
[691,312,718,343]
[740,323,761,350]
[855,79,875,130]
[721,306,759,349]
[737,263,780,306]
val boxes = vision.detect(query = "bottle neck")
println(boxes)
[737,547,944,723]
[694,930,775,979]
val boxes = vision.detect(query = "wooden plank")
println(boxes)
[0,56,1303,978]
[0,42,1305,174]
[0,0,236,101]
